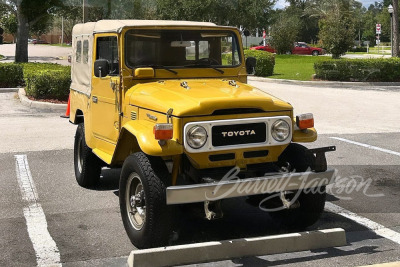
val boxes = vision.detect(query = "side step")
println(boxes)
[127,228,346,267]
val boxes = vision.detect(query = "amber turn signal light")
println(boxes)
[154,123,173,140]
[296,113,314,130]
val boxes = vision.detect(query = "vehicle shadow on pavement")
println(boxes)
[87,167,387,260]
[171,196,382,246]
[231,244,383,266]
[173,207,388,266]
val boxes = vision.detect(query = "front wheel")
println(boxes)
[312,50,319,56]
[119,152,173,249]
[268,143,326,229]
[74,123,102,188]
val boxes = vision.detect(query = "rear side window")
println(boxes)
[76,40,82,63]
[96,36,119,75]
[83,40,89,64]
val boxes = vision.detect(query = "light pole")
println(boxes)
[388,4,394,57]
[61,16,64,45]
[83,0,85,23]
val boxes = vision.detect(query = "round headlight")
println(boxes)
[271,120,290,142]
[187,126,208,149]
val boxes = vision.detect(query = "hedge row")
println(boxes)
[348,47,368,53]
[0,63,70,100]
[25,69,71,101]
[314,58,400,82]
[244,49,275,77]
[0,63,24,87]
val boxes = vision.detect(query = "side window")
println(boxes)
[76,40,82,63]
[96,36,119,75]
[83,40,89,64]
[198,41,210,58]
[221,36,240,66]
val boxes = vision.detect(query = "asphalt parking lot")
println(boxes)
[0,72,399,266]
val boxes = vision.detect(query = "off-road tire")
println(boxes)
[268,143,326,229]
[119,152,173,249]
[74,123,102,188]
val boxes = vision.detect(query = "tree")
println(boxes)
[155,0,275,30]
[285,0,319,43]
[30,15,53,40]
[270,13,301,54]
[306,0,356,58]
[0,0,63,62]
[0,13,17,37]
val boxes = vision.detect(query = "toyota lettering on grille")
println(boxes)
[212,123,266,147]
[222,130,256,137]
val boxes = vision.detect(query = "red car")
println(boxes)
[251,42,325,56]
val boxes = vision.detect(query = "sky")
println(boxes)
[274,0,382,9]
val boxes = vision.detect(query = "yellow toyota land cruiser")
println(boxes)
[69,20,335,249]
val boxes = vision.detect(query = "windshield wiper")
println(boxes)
[135,64,178,75]
[184,63,225,74]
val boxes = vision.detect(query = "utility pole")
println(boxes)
[82,0,85,23]
[393,0,399,57]
[389,5,393,56]
[61,16,64,45]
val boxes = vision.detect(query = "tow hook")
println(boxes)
[204,200,223,220]
[280,191,300,209]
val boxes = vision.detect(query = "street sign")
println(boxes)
[376,24,382,34]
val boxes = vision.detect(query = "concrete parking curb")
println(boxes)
[18,88,67,112]
[127,228,346,267]
[358,262,400,267]
[0,88,19,93]
[249,76,400,88]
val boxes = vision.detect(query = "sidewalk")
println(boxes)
[248,76,400,91]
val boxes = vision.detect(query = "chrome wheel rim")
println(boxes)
[126,173,146,230]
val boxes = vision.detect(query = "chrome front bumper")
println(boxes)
[166,169,336,205]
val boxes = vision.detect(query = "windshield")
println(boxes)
[125,29,241,69]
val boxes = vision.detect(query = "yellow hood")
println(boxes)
[128,79,293,117]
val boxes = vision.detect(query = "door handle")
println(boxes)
[92,96,98,103]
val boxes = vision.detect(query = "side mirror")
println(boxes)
[245,57,257,74]
[94,59,109,78]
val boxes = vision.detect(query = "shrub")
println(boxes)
[0,63,24,87]
[270,14,300,55]
[349,47,368,53]
[24,66,71,101]
[314,58,400,82]
[244,49,275,77]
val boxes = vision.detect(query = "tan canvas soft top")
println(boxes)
[72,20,218,36]
[70,20,225,96]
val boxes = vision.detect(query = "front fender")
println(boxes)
[112,120,183,164]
